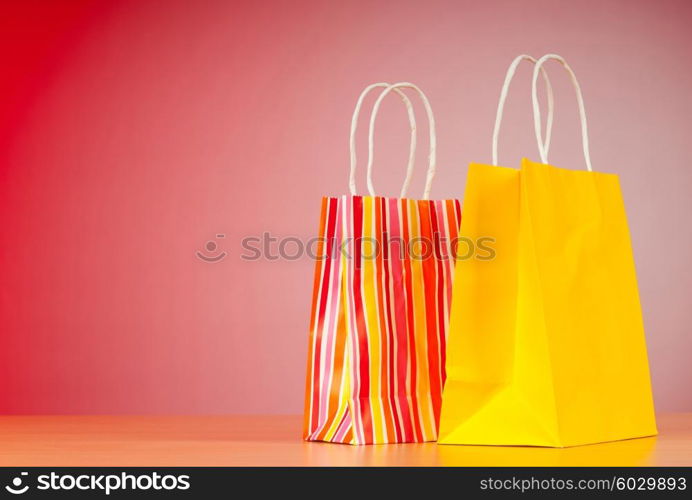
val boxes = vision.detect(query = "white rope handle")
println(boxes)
[349,83,417,195]
[532,54,593,171]
[492,54,555,166]
[367,82,437,199]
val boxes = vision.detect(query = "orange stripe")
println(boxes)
[303,197,329,438]
[374,197,397,440]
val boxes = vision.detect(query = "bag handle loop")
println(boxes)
[532,54,593,171]
[367,82,437,199]
[492,54,555,166]
[349,83,417,196]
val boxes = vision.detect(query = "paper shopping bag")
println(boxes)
[304,82,461,444]
[438,54,656,447]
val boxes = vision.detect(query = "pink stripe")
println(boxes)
[386,198,407,351]
[387,197,413,439]
[333,410,352,443]
[435,200,454,306]
[316,198,343,428]
[343,195,364,444]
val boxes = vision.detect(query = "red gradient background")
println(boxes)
[1,0,691,414]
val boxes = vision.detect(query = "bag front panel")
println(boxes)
[520,159,657,446]
[305,195,460,444]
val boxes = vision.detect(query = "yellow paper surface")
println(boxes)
[439,159,657,447]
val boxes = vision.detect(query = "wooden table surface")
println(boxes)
[0,414,690,466]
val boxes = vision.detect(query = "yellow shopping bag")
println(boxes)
[439,54,657,447]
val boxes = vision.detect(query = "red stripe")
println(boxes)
[380,197,404,443]
[350,196,373,444]
[455,199,462,229]
[418,201,442,427]
[400,199,423,441]
[430,201,446,425]
[376,197,399,442]
[390,199,413,442]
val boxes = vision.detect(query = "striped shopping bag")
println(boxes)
[303,83,461,444]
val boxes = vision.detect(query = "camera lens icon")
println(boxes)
[5,472,29,494]
[196,234,227,263]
